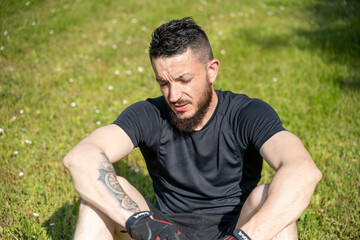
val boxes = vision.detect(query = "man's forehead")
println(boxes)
[153,49,191,65]
[152,50,199,74]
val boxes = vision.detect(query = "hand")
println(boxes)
[126,211,182,240]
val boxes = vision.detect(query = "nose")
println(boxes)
[168,83,182,103]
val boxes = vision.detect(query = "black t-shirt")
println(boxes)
[113,90,285,216]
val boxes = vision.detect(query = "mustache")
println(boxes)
[170,100,192,105]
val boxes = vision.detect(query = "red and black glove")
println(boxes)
[218,229,251,240]
[125,211,182,240]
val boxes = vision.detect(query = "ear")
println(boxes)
[207,59,220,84]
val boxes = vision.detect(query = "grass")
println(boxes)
[0,0,359,239]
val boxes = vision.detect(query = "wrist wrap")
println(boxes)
[233,228,252,240]
[125,211,153,237]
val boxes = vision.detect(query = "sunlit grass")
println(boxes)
[1,0,359,239]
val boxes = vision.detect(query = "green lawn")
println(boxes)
[1,0,359,239]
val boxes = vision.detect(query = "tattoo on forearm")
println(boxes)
[97,152,140,212]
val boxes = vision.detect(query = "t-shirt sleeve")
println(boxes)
[236,99,286,151]
[112,101,161,148]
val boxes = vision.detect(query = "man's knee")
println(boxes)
[116,176,151,213]
[237,184,269,227]
[238,184,298,239]
[116,176,133,193]
[78,199,99,214]
[246,184,269,210]
[75,200,117,240]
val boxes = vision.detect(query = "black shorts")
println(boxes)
[143,198,241,240]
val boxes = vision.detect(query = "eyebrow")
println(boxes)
[156,73,192,82]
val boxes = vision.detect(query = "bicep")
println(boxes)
[260,131,314,171]
[78,124,134,163]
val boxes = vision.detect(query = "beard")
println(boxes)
[167,82,213,133]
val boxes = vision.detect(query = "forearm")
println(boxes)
[241,160,322,239]
[63,144,139,226]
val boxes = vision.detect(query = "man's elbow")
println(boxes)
[62,146,85,172]
[63,151,76,172]
[313,166,322,185]
[63,143,103,172]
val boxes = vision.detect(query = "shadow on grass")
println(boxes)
[334,75,360,92]
[43,159,155,239]
[236,0,360,91]
[297,0,360,92]
[43,198,80,239]
[297,0,360,60]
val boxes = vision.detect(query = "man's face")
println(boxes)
[152,49,216,132]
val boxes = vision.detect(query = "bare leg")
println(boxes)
[236,184,298,240]
[73,176,150,240]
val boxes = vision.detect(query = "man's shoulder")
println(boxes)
[216,90,277,123]
[217,89,252,102]
[145,96,166,108]
[124,96,168,122]
[144,96,168,117]
[127,96,165,111]
[216,90,256,113]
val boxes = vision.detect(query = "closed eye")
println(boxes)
[156,78,168,86]
[180,78,191,84]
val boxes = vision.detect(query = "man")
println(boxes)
[63,17,322,240]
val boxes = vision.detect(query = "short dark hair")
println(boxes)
[149,17,213,63]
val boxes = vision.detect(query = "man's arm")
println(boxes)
[240,131,322,239]
[63,124,144,226]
